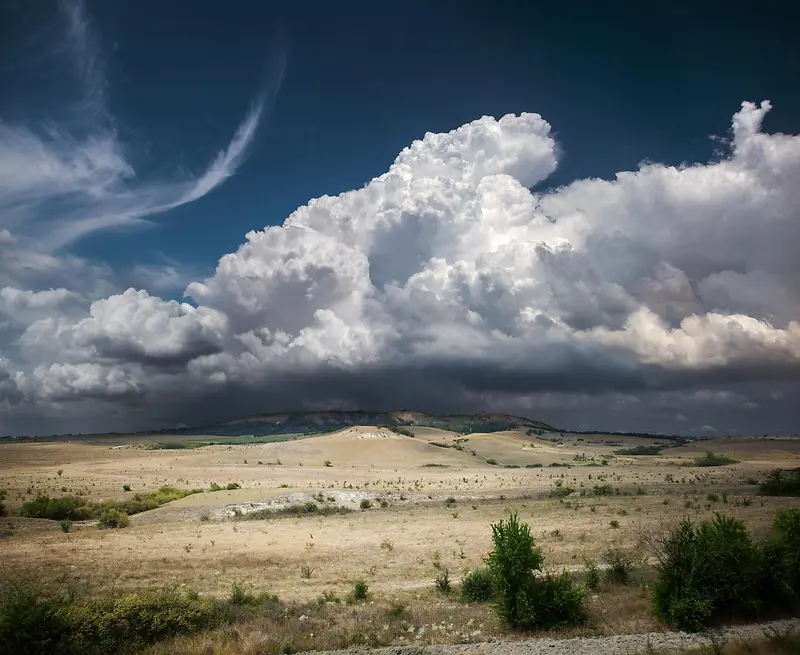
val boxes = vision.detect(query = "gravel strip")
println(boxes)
[301,618,800,655]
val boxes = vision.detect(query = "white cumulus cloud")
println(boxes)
[2,100,800,435]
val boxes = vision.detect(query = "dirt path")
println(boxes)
[301,618,800,655]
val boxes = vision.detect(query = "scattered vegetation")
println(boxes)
[0,579,286,655]
[238,503,352,520]
[18,483,246,524]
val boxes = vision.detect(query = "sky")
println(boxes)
[1,0,799,436]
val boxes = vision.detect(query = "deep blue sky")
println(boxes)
[4,0,800,288]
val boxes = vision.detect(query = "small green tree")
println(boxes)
[485,512,585,629]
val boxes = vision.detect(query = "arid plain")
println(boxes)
[2,424,800,652]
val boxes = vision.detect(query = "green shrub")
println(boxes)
[0,581,220,655]
[583,558,601,592]
[122,485,131,492]
[89,486,201,518]
[20,496,90,521]
[602,548,637,585]
[760,469,800,497]
[0,501,6,517]
[225,483,241,491]
[97,509,129,529]
[59,520,73,534]
[434,569,452,594]
[351,580,369,601]
[460,568,495,602]
[687,452,739,467]
[359,499,372,510]
[771,507,800,600]
[228,582,253,606]
[485,512,585,630]
[525,571,587,629]
[651,513,767,631]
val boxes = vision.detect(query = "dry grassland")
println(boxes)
[2,426,800,652]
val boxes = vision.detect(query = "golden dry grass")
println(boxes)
[2,429,800,653]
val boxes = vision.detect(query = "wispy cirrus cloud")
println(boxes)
[0,0,284,251]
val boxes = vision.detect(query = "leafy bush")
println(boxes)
[485,512,586,630]
[90,486,202,518]
[20,496,90,521]
[770,507,800,601]
[614,445,663,456]
[650,513,767,631]
[582,558,601,592]
[602,548,638,585]
[460,568,495,602]
[59,520,73,533]
[97,509,129,529]
[228,581,253,606]
[122,485,131,492]
[687,452,739,467]
[525,571,587,629]
[225,483,241,491]
[359,499,372,510]
[351,580,369,601]
[760,469,800,497]
[0,581,220,655]
[434,569,452,594]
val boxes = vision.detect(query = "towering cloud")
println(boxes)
[2,100,799,435]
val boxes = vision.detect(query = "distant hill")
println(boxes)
[156,410,558,438]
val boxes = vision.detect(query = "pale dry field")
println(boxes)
[2,427,800,651]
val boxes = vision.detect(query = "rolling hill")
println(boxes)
[159,410,557,438]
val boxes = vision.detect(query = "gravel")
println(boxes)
[300,618,800,655]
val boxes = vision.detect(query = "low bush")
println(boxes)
[582,558,601,591]
[434,569,452,594]
[241,504,351,520]
[760,469,800,497]
[602,548,638,585]
[0,501,6,517]
[686,452,739,467]
[460,568,495,602]
[351,580,369,601]
[614,445,663,456]
[97,509,129,529]
[59,520,73,533]
[0,581,222,655]
[485,512,586,630]
[650,513,772,631]
[359,499,372,510]
[770,507,800,601]
[20,496,91,521]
